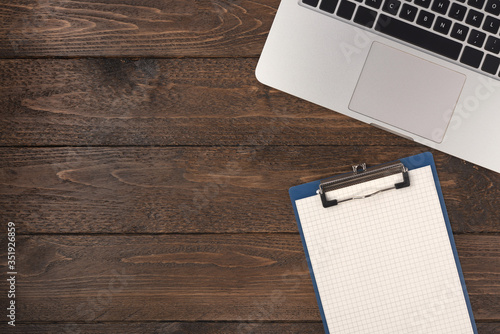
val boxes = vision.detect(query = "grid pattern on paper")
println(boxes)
[295,166,473,334]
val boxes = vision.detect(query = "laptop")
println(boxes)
[256,0,500,173]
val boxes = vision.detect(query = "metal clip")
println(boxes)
[352,163,366,174]
[318,161,410,208]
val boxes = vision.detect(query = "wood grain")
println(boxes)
[0,322,329,334]
[1,147,498,234]
[0,0,278,57]
[0,58,415,146]
[0,234,498,323]
[5,322,500,334]
[1,1,498,332]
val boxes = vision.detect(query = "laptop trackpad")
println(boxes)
[348,42,466,143]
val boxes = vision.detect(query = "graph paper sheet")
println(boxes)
[293,163,476,334]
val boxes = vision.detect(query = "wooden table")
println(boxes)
[1,1,499,333]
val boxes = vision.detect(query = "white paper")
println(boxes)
[296,166,474,334]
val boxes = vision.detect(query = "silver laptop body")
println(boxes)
[256,0,500,172]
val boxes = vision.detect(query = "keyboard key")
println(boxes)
[482,54,500,74]
[303,0,320,7]
[320,0,340,13]
[485,0,500,14]
[467,0,486,9]
[365,0,383,8]
[483,16,500,34]
[383,0,401,14]
[468,29,486,48]
[375,14,462,59]
[400,4,418,21]
[485,36,500,54]
[434,16,452,34]
[337,0,357,19]
[460,46,484,68]
[450,23,469,41]
[465,9,484,28]
[354,6,378,27]
[416,10,435,28]
[414,0,431,8]
[431,0,450,14]
[448,3,467,21]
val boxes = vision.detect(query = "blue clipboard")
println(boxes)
[289,152,477,334]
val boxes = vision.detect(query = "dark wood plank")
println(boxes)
[5,322,500,334]
[2,322,327,334]
[456,235,500,321]
[467,323,500,334]
[0,147,498,234]
[1,235,498,323]
[0,58,413,146]
[0,0,278,57]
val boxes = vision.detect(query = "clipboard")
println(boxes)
[289,152,477,334]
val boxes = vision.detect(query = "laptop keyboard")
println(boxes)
[301,0,500,78]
